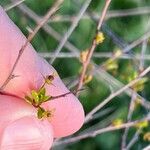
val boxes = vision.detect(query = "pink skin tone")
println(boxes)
[0,6,85,150]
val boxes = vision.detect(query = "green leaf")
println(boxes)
[38,87,46,96]
[37,107,45,119]
[31,90,39,104]
[38,94,44,103]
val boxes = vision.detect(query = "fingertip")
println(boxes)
[43,94,85,138]
[0,116,53,150]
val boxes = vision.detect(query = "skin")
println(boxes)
[0,6,85,150]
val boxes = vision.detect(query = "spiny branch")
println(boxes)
[85,65,150,123]
[54,115,150,146]
[75,0,111,96]
[0,0,64,91]
[4,0,26,11]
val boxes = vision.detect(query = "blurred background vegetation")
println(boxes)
[1,0,150,149]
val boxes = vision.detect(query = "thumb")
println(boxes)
[0,116,53,150]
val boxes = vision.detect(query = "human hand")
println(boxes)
[0,6,84,150]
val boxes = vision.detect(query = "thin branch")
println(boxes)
[100,30,150,69]
[94,65,150,109]
[126,129,141,150]
[76,0,111,95]
[123,31,150,53]
[50,0,93,64]
[39,52,150,60]
[97,0,111,31]
[80,109,118,134]
[85,65,150,123]
[4,0,25,11]
[0,0,64,90]
[53,116,150,146]
[139,40,148,71]
[121,39,148,150]
[14,3,80,56]
[85,107,114,123]
[65,67,150,113]
[48,7,150,22]
[121,93,136,149]
[107,7,150,19]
